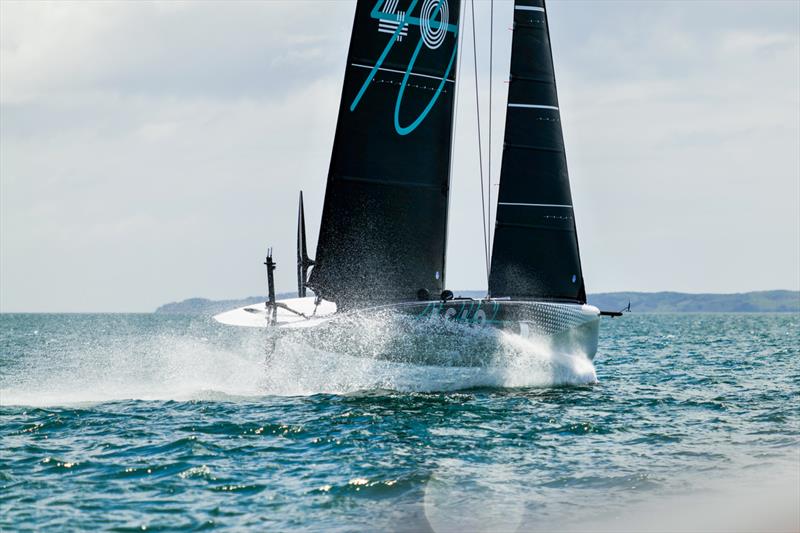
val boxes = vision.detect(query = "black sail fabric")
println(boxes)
[488,0,586,303]
[309,0,461,307]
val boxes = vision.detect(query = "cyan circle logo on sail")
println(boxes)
[350,0,459,136]
[420,0,448,49]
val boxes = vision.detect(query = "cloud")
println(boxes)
[1,0,798,311]
[1,1,351,104]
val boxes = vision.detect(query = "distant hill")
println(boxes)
[588,290,799,313]
[155,290,799,314]
[155,293,295,315]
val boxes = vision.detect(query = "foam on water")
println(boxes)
[0,314,596,406]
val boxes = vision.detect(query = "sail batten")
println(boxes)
[309,0,461,307]
[488,0,586,303]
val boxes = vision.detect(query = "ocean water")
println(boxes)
[1,313,798,531]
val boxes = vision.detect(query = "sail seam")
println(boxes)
[515,23,547,30]
[495,222,575,232]
[336,174,443,190]
[510,74,553,84]
[508,103,559,110]
[350,63,455,83]
[498,202,572,208]
[504,142,564,153]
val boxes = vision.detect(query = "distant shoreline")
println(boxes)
[154,290,799,315]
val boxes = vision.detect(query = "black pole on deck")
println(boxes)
[265,248,277,325]
[296,191,315,298]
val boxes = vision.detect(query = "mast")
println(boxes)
[488,0,586,303]
[296,191,314,298]
[308,0,462,308]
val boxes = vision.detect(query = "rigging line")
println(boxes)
[488,0,494,257]
[444,0,467,289]
[470,0,490,283]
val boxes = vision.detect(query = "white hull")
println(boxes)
[213,297,600,362]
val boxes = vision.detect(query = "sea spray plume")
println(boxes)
[0,316,269,406]
[0,313,597,406]
[260,310,597,394]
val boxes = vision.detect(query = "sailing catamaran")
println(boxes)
[214,0,618,361]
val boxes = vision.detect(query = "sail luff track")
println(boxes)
[488,0,586,303]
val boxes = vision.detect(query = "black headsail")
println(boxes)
[308,0,461,308]
[488,0,586,303]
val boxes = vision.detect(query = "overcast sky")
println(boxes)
[1,0,798,312]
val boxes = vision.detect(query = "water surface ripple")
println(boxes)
[1,313,798,531]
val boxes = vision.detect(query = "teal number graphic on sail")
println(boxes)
[350,0,459,136]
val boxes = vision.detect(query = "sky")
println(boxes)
[1,0,798,312]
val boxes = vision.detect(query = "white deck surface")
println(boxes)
[212,296,337,328]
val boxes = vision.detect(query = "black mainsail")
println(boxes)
[488,0,586,303]
[308,0,462,307]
